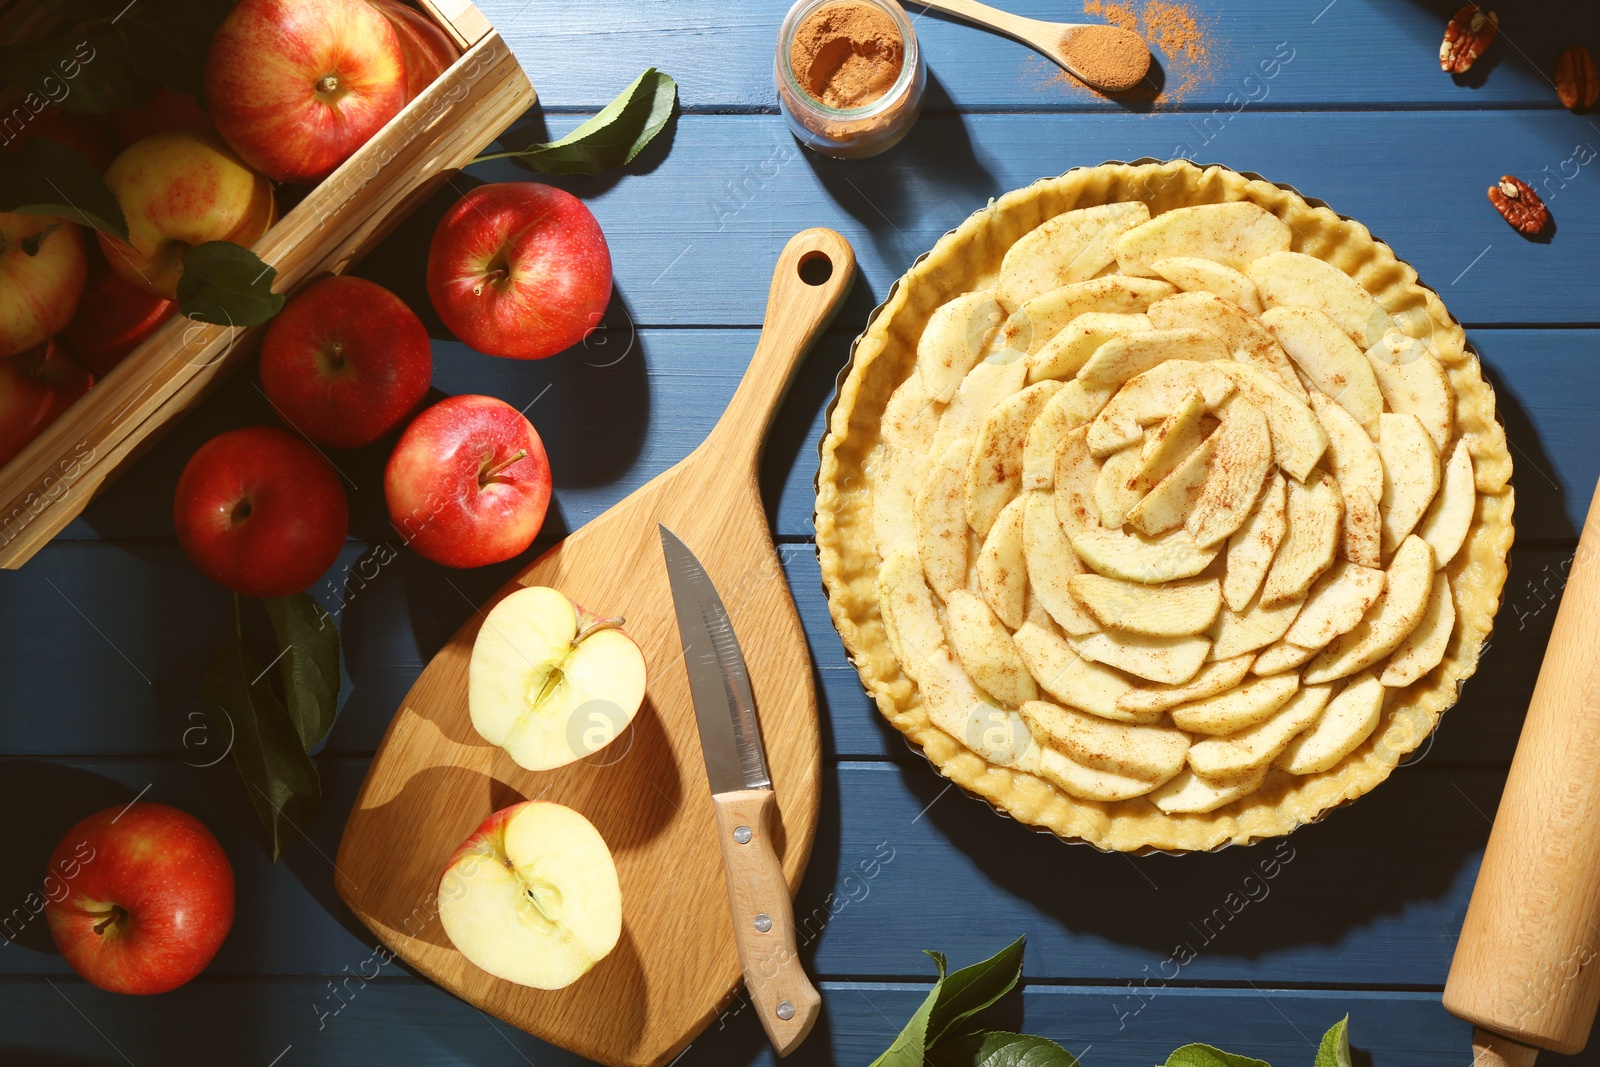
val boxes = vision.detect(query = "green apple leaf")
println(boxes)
[177,241,286,327]
[936,1032,1079,1067]
[1312,1017,1351,1067]
[1160,1044,1273,1067]
[263,594,341,755]
[926,936,1027,1047]
[475,67,677,176]
[868,951,944,1067]
[0,136,129,240]
[205,595,321,862]
[0,32,148,114]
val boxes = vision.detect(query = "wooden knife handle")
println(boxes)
[1445,474,1600,1058]
[708,228,855,467]
[710,788,821,1056]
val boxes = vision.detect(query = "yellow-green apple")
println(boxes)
[385,394,551,567]
[469,586,646,770]
[426,183,613,360]
[174,426,349,597]
[366,0,460,100]
[62,247,176,377]
[439,800,621,989]
[0,212,87,358]
[99,131,277,299]
[44,802,234,995]
[0,339,95,467]
[259,275,431,448]
[206,0,408,184]
[110,87,212,149]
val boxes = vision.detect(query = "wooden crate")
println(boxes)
[0,0,536,568]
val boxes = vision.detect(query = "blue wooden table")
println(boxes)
[5,0,1600,1062]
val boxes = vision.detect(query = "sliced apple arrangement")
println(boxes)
[849,184,1513,849]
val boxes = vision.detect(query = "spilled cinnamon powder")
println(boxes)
[1073,0,1216,104]
[790,2,905,109]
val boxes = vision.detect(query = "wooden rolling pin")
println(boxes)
[1445,476,1600,1064]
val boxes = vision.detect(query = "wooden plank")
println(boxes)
[2,977,1546,1066]
[0,541,1558,766]
[469,112,1598,329]
[480,0,1599,112]
[0,757,1517,989]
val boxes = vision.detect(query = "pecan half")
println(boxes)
[1556,46,1599,111]
[1487,175,1549,236]
[1440,5,1498,74]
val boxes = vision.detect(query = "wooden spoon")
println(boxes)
[912,0,1151,92]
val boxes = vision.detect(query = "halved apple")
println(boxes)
[1113,202,1293,276]
[439,800,622,990]
[469,586,647,771]
[1149,255,1262,313]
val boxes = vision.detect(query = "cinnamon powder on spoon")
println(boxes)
[789,2,905,109]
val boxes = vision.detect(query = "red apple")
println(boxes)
[426,183,613,360]
[205,0,409,184]
[174,426,349,597]
[385,394,551,568]
[6,108,117,171]
[366,0,460,100]
[259,275,431,448]
[62,248,176,377]
[44,801,234,996]
[0,340,94,468]
[109,87,212,148]
[100,131,277,300]
[0,212,88,358]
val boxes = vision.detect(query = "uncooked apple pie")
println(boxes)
[816,161,1513,852]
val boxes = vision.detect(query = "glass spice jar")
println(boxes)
[775,0,926,159]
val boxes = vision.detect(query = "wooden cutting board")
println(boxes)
[335,229,854,1067]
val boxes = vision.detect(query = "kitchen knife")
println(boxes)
[660,524,821,1057]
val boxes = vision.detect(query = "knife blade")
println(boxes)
[659,525,821,1057]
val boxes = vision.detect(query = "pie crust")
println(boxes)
[815,160,1514,853]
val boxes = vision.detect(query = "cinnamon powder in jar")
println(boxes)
[789,2,904,109]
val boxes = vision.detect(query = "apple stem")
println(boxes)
[470,268,508,297]
[329,341,345,370]
[92,904,127,937]
[317,74,340,95]
[574,616,625,643]
[478,449,528,486]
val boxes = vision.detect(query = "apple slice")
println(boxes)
[1366,332,1454,453]
[1077,327,1228,387]
[930,357,1028,457]
[1149,766,1268,814]
[1113,202,1293,276]
[1013,621,1156,723]
[967,379,1062,536]
[1094,442,1147,529]
[1379,573,1456,688]
[1126,434,1217,537]
[881,374,941,456]
[1116,653,1255,715]
[976,494,1029,629]
[1036,746,1162,802]
[1222,471,1287,613]
[998,201,1152,308]
[872,448,929,563]
[1149,255,1262,313]
[996,276,1176,355]
[469,586,647,771]
[1275,671,1386,775]
[1248,250,1391,348]
[945,590,1037,708]
[1168,673,1299,735]
[1087,358,1235,456]
[1028,312,1150,384]
[1186,397,1273,548]
[1021,700,1190,781]
[1213,362,1328,480]
[1186,683,1332,783]
[1376,412,1441,557]
[1066,629,1211,686]
[1148,290,1305,399]
[439,801,622,990]
[1304,535,1435,684]
[1259,469,1343,608]
[1416,439,1475,569]
[1260,305,1383,433]
[1023,490,1102,636]
[1022,380,1115,490]
[915,436,973,599]
[916,291,1006,403]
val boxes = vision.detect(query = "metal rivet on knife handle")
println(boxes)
[754,913,772,932]
[734,825,752,844]
[777,1001,795,1021]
